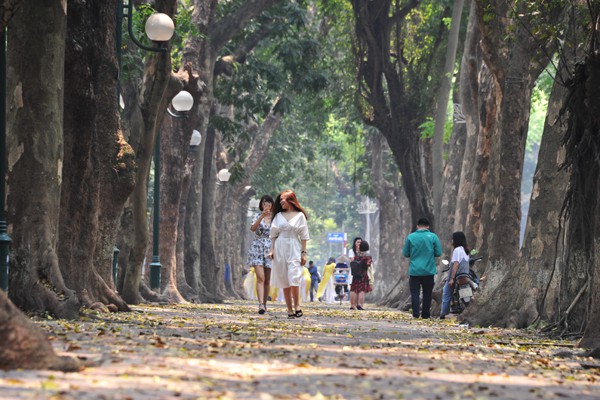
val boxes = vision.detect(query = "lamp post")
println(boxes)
[0,29,11,292]
[150,91,194,290]
[116,1,175,102]
[112,245,120,290]
[357,196,378,245]
[115,2,176,291]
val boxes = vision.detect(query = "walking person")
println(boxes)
[350,240,374,310]
[316,257,336,302]
[402,218,442,319]
[440,231,470,319]
[307,261,320,302]
[269,190,310,319]
[246,195,274,315]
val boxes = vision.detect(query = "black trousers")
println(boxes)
[409,275,435,318]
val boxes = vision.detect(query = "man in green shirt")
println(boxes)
[402,218,442,318]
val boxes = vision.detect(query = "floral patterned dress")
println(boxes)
[246,213,272,269]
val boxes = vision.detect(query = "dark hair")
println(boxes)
[328,257,336,264]
[359,240,369,252]
[452,231,471,254]
[417,217,430,227]
[272,189,308,219]
[308,260,313,265]
[351,237,362,256]
[258,195,274,212]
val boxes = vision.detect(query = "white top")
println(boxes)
[449,246,469,278]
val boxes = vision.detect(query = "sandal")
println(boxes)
[258,304,266,315]
[295,309,303,318]
[288,313,296,319]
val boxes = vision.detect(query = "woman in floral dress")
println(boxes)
[246,195,274,314]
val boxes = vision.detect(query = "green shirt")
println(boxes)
[402,228,442,276]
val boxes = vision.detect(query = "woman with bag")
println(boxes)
[349,240,374,310]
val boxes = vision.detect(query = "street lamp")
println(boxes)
[190,130,202,149]
[357,196,378,245]
[217,168,232,184]
[150,91,195,290]
[0,29,11,292]
[115,3,176,291]
[116,2,175,103]
[168,90,194,118]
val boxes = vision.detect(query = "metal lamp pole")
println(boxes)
[357,196,378,245]
[115,1,175,291]
[149,90,194,290]
[0,29,11,292]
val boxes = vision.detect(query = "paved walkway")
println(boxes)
[1,301,599,399]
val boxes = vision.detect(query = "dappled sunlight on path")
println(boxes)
[0,301,598,399]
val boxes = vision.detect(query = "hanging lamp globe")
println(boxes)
[145,13,175,42]
[171,90,194,112]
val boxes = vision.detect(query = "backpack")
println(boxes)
[350,261,362,277]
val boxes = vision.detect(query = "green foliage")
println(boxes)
[418,117,453,144]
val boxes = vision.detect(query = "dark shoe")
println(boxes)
[258,304,265,315]
[356,305,364,310]
[350,307,357,310]
[288,313,296,319]
[295,309,303,318]
[439,315,446,320]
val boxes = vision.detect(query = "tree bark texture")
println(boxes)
[453,1,482,245]
[60,0,135,311]
[0,291,80,371]
[560,53,600,336]
[432,0,465,217]
[369,133,410,304]
[6,0,79,318]
[468,1,559,324]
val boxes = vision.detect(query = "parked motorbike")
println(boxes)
[441,251,483,314]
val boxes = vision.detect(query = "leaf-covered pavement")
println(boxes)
[1,301,599,399]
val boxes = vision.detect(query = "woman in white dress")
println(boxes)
[269,190,310,319]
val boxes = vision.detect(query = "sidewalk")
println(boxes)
[1,301,598,399]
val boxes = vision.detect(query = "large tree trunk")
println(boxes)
[118,0,177,305]
[432,0,465,216]
[454,1,482,243]
[464,1,564,326]
[462,8,582,329]
[0,291,80,371]
[369,133,409,304]
[6,0,79,318]
[60,0,138,311]
[560,53,600,337]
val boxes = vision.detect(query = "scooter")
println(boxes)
[441,251,483,314]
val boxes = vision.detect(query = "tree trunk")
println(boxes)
[454,1,482,243]
[60,0,138,311]
[0,291,80,371]
[6,0,79,318]
[351,0,443,228]
[369,133,410,304]
[463,1,563,325]
[432,0,465,217]
[118,0,177,305]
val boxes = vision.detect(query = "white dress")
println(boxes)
[270,212,310,288]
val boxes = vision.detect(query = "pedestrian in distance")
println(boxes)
[246,195,274,315]
[307,261,320,302]
[269,190,310,319]
[349,240,374,310]
[440,231,471,319]
[317,257,336,302]
[402,217,442,319]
